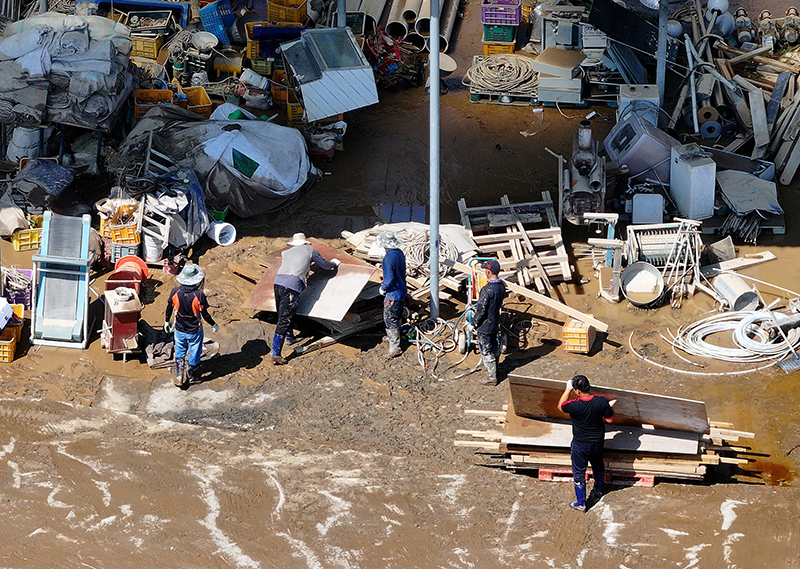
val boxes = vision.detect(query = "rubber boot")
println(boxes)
[285,331,297,346]
[387,328,402,359]
[570,482,587,512]
[174,358,184,387]
[271,334,287,365]
[590,477,604,501]
[482,354,498,385]
[187,365,200,383]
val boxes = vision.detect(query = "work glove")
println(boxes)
[164,321,174,334]
[463,322,474,333]
[331,258,341,266]
[565,378,573,390]
[379,288,386,296]
[609,399,617,407]
[212,324,219,333]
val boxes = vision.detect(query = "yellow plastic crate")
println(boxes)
[483,40,516,56]
[287,101,304,126]
[0,305,24,363]
[246,21,303,59]
[134,89,174,119]
[131,35,165,59]
[183,86,213,117]
[562,317,596,354]
[11,215,44,251]
[267,0,307,23]
[107,224,141,245]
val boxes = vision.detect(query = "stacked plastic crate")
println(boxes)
[482,0,522,55]
[200,0,236,45]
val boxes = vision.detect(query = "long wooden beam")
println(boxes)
[443,259,610,332]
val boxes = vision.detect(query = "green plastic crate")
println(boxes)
[483,24,517,43]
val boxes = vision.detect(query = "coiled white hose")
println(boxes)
[462,54,539,95]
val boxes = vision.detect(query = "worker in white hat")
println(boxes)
[166,263,218,388]
[271,232,340,364]
[377,231,407,359]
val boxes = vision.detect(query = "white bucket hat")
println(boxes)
[377,231,402,249]
[287,232,310,246]
[176,263,205,287]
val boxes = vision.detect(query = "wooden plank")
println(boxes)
[472,228,563,244]
[700,250,777,276]
[454,441,502,450]
[728,44,773,65]
[227,262,263,283]
[501,408,701,455]
[508,374,710,434]
[443,258,608,332]
[715,41,800,73]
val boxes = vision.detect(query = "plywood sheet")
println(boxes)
[508,374,709,434]
[242,238,377,320]
[503,399,700,455]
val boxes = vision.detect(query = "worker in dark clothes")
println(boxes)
[378,231,407,359]
[470,259,506,385]
[558,374,616,512]
[165,263,217,388]
[272,232,340,365]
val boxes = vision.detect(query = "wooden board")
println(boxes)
[242,239,377,320]
[502,400,701,454]
[508,374,710,434]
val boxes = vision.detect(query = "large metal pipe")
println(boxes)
[402,0,423,22]
[386,0,409,39]
[428,0,441,318]
[437,0,460,52]
[360,0,389,31]
[405,32,426,49]
[415,0,444,36]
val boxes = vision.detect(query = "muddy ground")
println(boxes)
[2,1,800,568]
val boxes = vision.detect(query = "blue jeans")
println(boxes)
[383,297,404,329]
[571,440,605,489]
[174,329,204,367]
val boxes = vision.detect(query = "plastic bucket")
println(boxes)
[143,233,164,262]
[621,262,665,307]
[712,274,759,311]
[207,221,236,246]
[240,68,269,90]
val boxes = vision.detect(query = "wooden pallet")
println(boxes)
[458,192,571,292]
[469,88,538,106]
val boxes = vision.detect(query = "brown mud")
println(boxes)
[2,1,800,567]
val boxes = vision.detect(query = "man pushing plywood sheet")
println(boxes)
[508,374,710,434]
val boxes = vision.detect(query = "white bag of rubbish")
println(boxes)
[304,121,347,158]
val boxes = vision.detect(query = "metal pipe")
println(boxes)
[416,0,444,36]
[437,0,459,52]
[360,0,389,31]
[338,0,347,27]
[657,1,668,116]
[386,0,409,39]
[684,35,700,134]
[402,0,422,23]
[428,0,440,318]
[405,32,426,49]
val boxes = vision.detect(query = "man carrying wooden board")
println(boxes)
[558,375,616,512]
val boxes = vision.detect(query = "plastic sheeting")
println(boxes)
[114,105,320,218]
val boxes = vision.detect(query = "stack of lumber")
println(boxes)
[458,192,572,295]
[455,374,753,484]
[342,222,477,301]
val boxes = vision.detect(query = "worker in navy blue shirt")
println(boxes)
[558,374,616,512]
[471,259,506,385]
[378,231,407,359]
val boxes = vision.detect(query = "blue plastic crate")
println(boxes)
[200,0,236,44]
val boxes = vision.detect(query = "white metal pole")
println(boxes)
[428,0,441,319]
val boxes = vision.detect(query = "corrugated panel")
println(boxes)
[303,68,379,121]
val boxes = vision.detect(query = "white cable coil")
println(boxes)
[462,54,538,95]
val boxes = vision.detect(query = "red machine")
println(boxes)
[100,256,148,360]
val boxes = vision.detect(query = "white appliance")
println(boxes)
[669,143,716,220]
[618,84,659,126]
